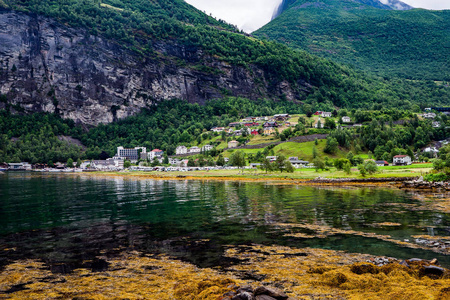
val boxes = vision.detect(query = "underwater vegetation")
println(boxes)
[0,245,449,299]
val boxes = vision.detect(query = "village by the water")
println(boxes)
[1,108,446,175]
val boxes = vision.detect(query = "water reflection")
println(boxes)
[0,172,449,269]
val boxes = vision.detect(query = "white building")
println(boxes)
[211,127,226,133]
[176,146,188,155]
[289,159,309,168]
[375,160,389,167]
[423,113,437,119]
[8,162,32,170]
[393,155,412,166]
[202,144,213,152]
[321,112,332,117]
[86,157,124,171]
[169,158,183,166]
[274,114,290,121]
[149,149,164,160]
[228,140,239,148]
[342,116,351,123]
[110,157,124,169]
[117,146,146,162]
[189,146,200,154]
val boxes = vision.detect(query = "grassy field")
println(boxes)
[246,134,278,145]
[108,163,432,181]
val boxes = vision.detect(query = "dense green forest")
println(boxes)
[1,0,449,110]
[0,98,305,163]
[0,112,84,164]
[1,98,448,164]
[326,113,448,162]
[255,0,450,81]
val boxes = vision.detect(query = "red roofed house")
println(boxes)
[149,149,164,160]
[393,155,411,166]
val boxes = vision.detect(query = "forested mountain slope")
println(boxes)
[0,0,448,127]
[258,0,450,80]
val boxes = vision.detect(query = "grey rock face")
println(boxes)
[0,11,307,126]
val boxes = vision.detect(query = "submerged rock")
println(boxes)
[254,286,289,299]
[227,285,289,300]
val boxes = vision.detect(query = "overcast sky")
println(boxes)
[185,0,450,33]
[400,0,450,10]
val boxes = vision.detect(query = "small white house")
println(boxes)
[375,160,389,167]
[176,146,188,155]
[189,146,201,154]
[202,144,213,152]
[289,158,309,168]
[211,127,226,133]
[342,116,351,123]
[393,155,412,166]
[321,112,332,118]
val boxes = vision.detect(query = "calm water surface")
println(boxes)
[0,172,449,270]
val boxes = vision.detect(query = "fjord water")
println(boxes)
[1,172,449,270]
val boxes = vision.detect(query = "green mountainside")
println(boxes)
[0,0,447,110]
[0,0,449,163]
[257,0,450,80]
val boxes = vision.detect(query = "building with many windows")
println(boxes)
[117,146,146,162]
[189,146,201,154]
[176,146,188,155]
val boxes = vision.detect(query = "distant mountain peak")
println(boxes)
[378,0,413,10]
[273,0,413,19]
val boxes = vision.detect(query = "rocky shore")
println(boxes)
[401,177,450,190]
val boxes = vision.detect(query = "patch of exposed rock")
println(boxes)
[0,10,311,126]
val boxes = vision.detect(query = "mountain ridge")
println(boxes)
[272,0,413,19]
[259,0,449,80]
[0,0,448,126]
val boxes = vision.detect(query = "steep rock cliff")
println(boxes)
[0,11,307,126]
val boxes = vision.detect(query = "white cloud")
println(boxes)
[185,0,281,33]
[185,1,450,33]
[400,0,450,10]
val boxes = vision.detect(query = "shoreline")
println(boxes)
[76,171,418,183]
[73,171,440,189]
